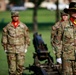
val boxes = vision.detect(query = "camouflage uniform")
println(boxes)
[1,12,30,75]
[51,11,68,57]
[51,21,62,56]
[51,10,68,55]
[57,20,76,75]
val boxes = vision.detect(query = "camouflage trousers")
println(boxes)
[7,53,25,75]
[62,58,76,75]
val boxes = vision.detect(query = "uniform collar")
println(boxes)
[61,19,64,22]
[12,20,20,28]
[10,21,20,28]
[70,17,76,26]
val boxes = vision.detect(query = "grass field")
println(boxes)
[0,8,59,75]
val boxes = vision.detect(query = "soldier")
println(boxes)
[51,10,68,60]
[56,2,76,75]
[1,11,30,75]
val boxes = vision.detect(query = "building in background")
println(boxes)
[24,0,34,8]
[0,0,75,11]
[40,0,69,10]
[0,0,8,11]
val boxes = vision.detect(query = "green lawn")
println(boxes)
[0,8,59,75]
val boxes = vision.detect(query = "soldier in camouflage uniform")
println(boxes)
[56,2,76,75]
[1,11,30,75]
[51,10,68,59]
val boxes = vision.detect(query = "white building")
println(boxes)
[0,0,7,11]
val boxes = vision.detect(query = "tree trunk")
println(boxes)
[56,0,59,22]
[33,0,38,33]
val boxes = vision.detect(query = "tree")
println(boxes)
[55,0,59,22]
[9,0,24,6]
[30,0,44,32]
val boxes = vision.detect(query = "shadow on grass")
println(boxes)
[0,22,54,31]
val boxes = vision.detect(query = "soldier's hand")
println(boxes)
[57,58,62,64]
[25,49,27,53]
[5,50,7,53]
[24,44,28,53]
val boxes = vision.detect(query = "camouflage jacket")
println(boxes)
[1,22,30,53]
[51,21,61,46]
[51,21,62,54]
[56,20,76,60]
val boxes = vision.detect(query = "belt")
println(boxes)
[10,34,24,38]
[7,44,24,46]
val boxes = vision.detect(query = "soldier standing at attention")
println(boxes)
[51,11,68,61]
[56,2,76,75]
[1,11,30,75]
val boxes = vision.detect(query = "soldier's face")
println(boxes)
[70,12,76,18]
[12,16,19,21]
[62,15,68,21]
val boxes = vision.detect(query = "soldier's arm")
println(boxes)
[51,26,56,47]
[1,27,8,50]
[51,22,60,46]
[51,22,61,52]
[56,24,63,58]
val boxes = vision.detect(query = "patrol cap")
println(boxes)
[61,11,68,16]
[11,11,19,17]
